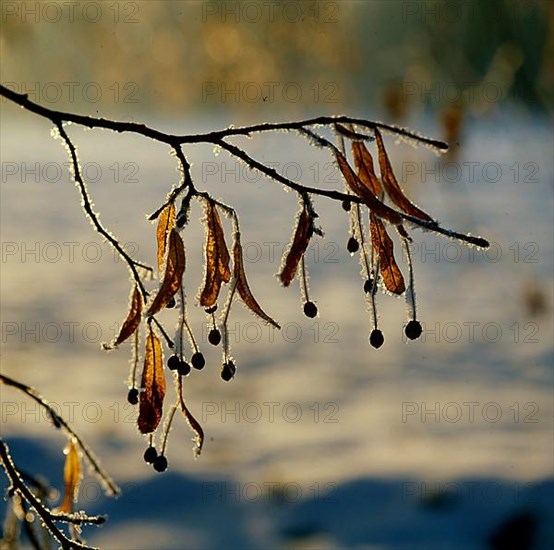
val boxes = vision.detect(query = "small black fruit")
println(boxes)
[221,360,236,382]
[347,237,359,253]
[166,296,176,309]
[369,329,384,349]
[143,446,157,464]
[167,355,180,370]
[364,279,374,294]
[127,388,139,405]
[177,360,191,376]
[208,328,221,346]
[404,320,423,340]
[153,455,168,472]
[303,301,318,318]
[191,352,205,370]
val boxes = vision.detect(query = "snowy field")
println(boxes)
[1,108,553,549]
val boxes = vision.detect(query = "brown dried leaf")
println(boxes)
[200,202,231,307]
[59,439,82,513]
[335,150,403,225]
[103,286,142,349]
[178,378,204,457]
[374,128,434,222]
[147,229,186,316]
[138,326,166,434]
[352,141,382,196]
[156,203,175,273]
[280,206,313,287]
[234,235,280,328]
[370,213,405,295]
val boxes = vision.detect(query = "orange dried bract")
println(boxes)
[335,150,403,225]
[200,202,231,307]
[59,440,82,513]
[138,326,166,434]
[280,206,313,287]
[352,141,382,197]
[370,213,405,295]
[374,128,434,223]
[147,229,186,316]
[234,235,280,328]
[156,203,176,273]
[103,286,142,350]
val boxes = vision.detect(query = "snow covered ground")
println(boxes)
[1,108,552,549]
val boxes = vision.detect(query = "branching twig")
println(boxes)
[55,122,152,300]
[1,84,487,251]
[0,85,447,149]
[1,80,492,507]
[0,374,120,497]
[0,440,103,550]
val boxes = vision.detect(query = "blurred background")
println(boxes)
[1,1,553,549]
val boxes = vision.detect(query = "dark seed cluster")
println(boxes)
[143,446,168,472]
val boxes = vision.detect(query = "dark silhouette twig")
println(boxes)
[0,440,104,550]
[0,374,120,497]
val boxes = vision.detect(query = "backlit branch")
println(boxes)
[1,81,491,476]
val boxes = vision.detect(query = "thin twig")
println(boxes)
[0,84,487,249]
[55,122,152,300]
[0,85,447,150]
[0,374,120,497]
[149,145,195,221]
[160,403,179,456]
[0,440,103,550]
